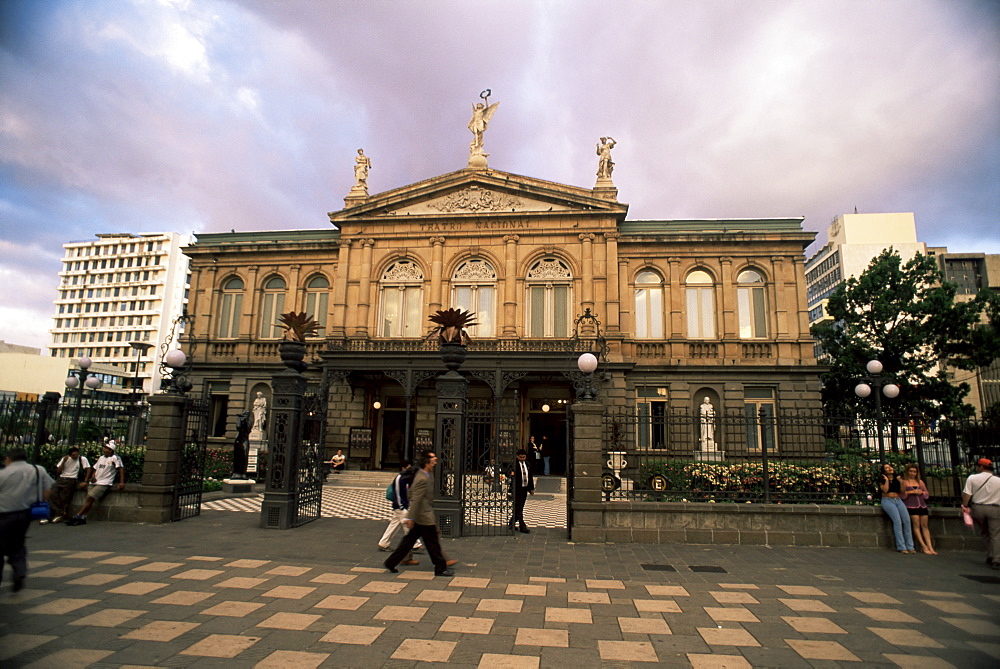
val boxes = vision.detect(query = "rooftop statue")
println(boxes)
[468,89,499,167]
[596,136,616,180]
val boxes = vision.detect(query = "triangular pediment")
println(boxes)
[329,169,627,224]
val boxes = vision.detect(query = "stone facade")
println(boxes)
[181,166,822,471]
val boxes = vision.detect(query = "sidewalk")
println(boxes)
[2,509,998,667]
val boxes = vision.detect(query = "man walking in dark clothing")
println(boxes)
[508,448,534,533]
[384,451,454,577]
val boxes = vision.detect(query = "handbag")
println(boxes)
[29,465,50,521]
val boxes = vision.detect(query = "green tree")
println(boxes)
[811,249,1000,417]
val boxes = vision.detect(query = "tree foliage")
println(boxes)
[811,249,1000,417]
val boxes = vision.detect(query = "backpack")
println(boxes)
[385,481,395,501]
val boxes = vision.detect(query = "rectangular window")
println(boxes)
[744,388,776,452]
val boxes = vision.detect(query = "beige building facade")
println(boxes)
[182,165,822,471]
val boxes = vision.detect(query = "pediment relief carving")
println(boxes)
[385,185,576,216]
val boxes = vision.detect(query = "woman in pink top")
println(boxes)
[901,463,935,555]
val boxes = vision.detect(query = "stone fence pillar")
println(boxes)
[135,394,186,524]
[570,400,606,542]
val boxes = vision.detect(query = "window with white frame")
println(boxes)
[379,260,424,337]
[258,276,287,338]
[737,269,767,338]
[216,276,244,338]
[526,258,572,337]
[451,258,496,337]
[685,269,716,339]
[304,275,330,334]
[634,270,665,339]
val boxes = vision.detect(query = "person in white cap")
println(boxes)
[962,457,1000,570]
[66,440,124,526]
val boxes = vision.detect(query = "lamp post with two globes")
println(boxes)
[65,356,103,446]
[854,359,900,463]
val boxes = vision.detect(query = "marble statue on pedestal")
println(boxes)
[699,397,716,450]
[353,149,371,189]
[252,392,268,437]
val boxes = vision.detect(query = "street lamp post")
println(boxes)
[577,353,599,401]
[65,356,103,446]
[129,341,154,398]
[854,359,900,462]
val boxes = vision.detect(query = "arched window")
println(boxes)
[379,260,424,337]
[304,275,330,334]
[258,276,287,339]
[737,269,767,338]
[216,276,244,338]
[526,258,572,337]
[685,270,715,339]
[451,259,496,337]
[634,270,664,339]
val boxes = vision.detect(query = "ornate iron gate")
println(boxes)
[173,397,209,521]
[294,391,327,525]
[461,405,517,536]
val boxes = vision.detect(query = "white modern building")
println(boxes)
[805,213,927,325]
[48,232,192,394]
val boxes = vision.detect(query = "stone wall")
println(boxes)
[571,500,980,551]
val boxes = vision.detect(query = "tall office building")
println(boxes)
[48,232,192,394]
[805,212,927,326]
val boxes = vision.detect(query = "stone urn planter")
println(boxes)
[439,342,467,372]
[279,340,307,372]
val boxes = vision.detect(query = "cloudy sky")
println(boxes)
[2,0,998,352]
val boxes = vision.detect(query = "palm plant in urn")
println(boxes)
[277,311,322,371]
[427,308,477,371]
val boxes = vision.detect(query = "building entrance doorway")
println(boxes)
[380,409,407,469]
[528,405,569,476]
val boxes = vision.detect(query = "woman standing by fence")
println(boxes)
[878,463,915,553]
[901,464,936,555]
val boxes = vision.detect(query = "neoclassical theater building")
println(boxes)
[181,114,822,474]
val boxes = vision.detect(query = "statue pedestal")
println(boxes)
[593,178,618,200]
[222,479,256,494]
[247,437,265,477]
[694,449,725,462]
[467,151,489,169]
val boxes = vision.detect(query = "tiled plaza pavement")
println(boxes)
[2,511,999,668]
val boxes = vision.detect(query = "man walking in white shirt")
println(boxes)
[0,448,53,591]
[962,458,1000,570]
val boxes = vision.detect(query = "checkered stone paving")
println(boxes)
[203,486,569,529]
[4,542,999,668]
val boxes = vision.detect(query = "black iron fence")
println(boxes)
[601,408,999,505]
[0,396,150,452]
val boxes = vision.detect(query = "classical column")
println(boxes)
[429,236,445,313]
[287,265,302,317]
[330,239,352,338]
[198,264,217,343]
[719,257,734,338]
[354,239,375,338]
[245,265,260,338]
[502,235,519,337]
[604,233,621,333]
[772,255,791,339]
[579,233,595,314]
[668,258,683,338]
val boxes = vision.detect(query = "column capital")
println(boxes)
[720,256,732,265]
[579,232,596,242]
[503,234,520,244]
[604,232,620,241]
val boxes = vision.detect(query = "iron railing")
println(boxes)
[601,409,999,505]
[0,396,150,451]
